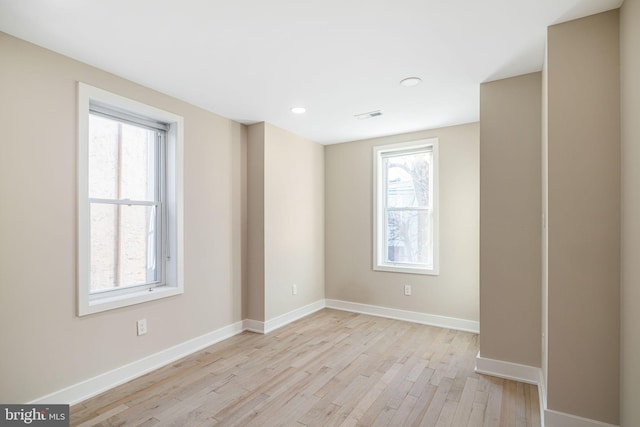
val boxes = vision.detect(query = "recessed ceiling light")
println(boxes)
[400,77,422,87]
[290,106,306,114]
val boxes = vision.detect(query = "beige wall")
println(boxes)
[0,33,246,403]
[546,11,620,424]
[4,7,634,419]
[479,72,542,367]
[621,0,640,425]
[263,123,325,320]
[246,122,325,322]
[247,123,266,321]
[325,123,479,321]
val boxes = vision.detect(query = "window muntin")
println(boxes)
[78,82,184,316]
[374,139,439,275]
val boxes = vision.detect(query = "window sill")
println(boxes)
[374,264,439,276]
[79,286,183,316]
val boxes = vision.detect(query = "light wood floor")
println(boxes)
[71,309,540,427]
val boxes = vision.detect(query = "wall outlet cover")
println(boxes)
[137,319,148,336]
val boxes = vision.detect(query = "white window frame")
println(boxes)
[78,82,184,316]
[373,138,439,275]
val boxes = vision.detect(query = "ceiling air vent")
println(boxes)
[354,110,382,120]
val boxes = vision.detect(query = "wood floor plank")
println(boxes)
[435,399,458,427]
[402,383,437,427]
[467,402,486,427]
[70,309,540,427]
[483,377,504,427]
[75,404,129,427]
[337,365,395,426]
[451,377,479,426]
[499,379,518,427]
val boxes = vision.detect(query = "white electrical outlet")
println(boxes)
[292,284,298,295]
[404,284,412,296]
[137,319,148,336]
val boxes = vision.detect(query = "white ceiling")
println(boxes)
[0,0,622,144]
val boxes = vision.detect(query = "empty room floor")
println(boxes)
[70,309,540,426]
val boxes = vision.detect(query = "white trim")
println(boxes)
[474,352,541,385]
[29,321,244,406]
[474,354,545,423]
[372,138,440,276]
[29,302,326,405]
[474,354,619,427]
[539,369,547,426]
[28,301,619,427]
[77,82,184,316]
[243,319,264,334]
[544,409,619,427]
[83,286,183,316]
[243,300,327,335]
[264,300,326,334]
[325,299,479,333]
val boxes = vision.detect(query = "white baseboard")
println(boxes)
[544,409,619,427]
[243,319,264,334]
[29,300,618,427]
[29,321,245,406]
[474,354,544,424]
[243,300,326,334]
[325,299,479,333]
[27,300,475,406]
[28,299,618,427]
[29,301,325,406]
[539,370,547,426]
[474,354,619,427]
[475,352,541,385]
[264,300,326,333]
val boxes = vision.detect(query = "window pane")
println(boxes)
[385,151,431,208]
[90,203,158,293]
[385,210,433,266]
[88,114,157,201]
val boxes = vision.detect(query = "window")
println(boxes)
[78,83,183,316]
[373,139,439,275]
